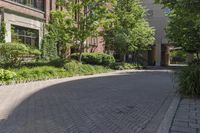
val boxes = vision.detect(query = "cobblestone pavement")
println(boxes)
[0,70,175,133]
[170,98,200,133]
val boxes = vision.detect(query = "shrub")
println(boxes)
[177,64,200,97]
[111,62,142,70]
[71,53,115,66]
[0,69,16,82]
[190,59,200,65]
[0,61,112,84]
[19,60,49,68]
[14,66,69,81]
[79,64,96,75]
[0,42,41,66]
[170,50,187,63]
[64,60,112,75]
[92,65,111,73]
[64,60,80,73]
[48,58,69,67]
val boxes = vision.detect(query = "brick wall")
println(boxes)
[0,0,52,20]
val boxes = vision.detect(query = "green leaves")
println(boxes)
[177,64,200,97]
[0,69,16,82]
[103,0,155,54]
[157,0,200,96]
[129,20,155,51]
[0,42,41,66]
[71,53,115,66]
[156,0,200,55]
[0,22,6,43]
[46,8,74,58]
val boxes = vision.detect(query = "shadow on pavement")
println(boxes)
[0,71,175,133]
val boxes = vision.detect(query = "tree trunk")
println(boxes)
[131,52,134,63]
[79,42,84,62]
[135,52,138,65]
[196,51,200,60]
[123,54,126,62]
[57,43,60,57]
[133,52,137,63]
[64,47,71,59]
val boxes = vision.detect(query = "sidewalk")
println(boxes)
[158,97,200,133]
[170,98,200,133]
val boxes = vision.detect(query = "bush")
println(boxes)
[13,58,68,68]
[64,60,80,73]
[64,60,112,75]
[0,59,112,84]
[79,64,96,75]
[190,59,200,65]
[71,53,115,66]
[14,66,69,81]
[111,62,142,70]
[6,62,112,83]
[0,69,16,82]
[0,42,41,66]
[48,58,69,67]
[170,50,187,63]
[177,64,200,97]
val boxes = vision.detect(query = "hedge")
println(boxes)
[71,53,115,66]
[0,42,41,66]
[0,61,112,84]
[111,62,142,70]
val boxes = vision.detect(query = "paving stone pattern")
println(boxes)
[0,71,174,133]
[170,99,200,133]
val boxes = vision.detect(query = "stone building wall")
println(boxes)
[3,12,44,48]
[0,0,53,48]
[142,0,169,66]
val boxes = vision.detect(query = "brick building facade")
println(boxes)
[0,0,57,49]
[0,0,104,53]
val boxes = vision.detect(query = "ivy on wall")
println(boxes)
[0,22,6,43]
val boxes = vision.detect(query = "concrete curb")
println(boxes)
[156,96,181,133]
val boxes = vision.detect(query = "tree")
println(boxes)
[103,0,155,62]
[69,0,114,62]
[113,28,130,61]
[46,1,74,59]
[129,20,155,62]
[155,0,200,59]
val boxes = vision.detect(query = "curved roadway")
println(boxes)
[0,70,175,133]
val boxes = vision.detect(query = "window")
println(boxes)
[89,37,98,46]
[11,0,44,11]
[11,25,39,48]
